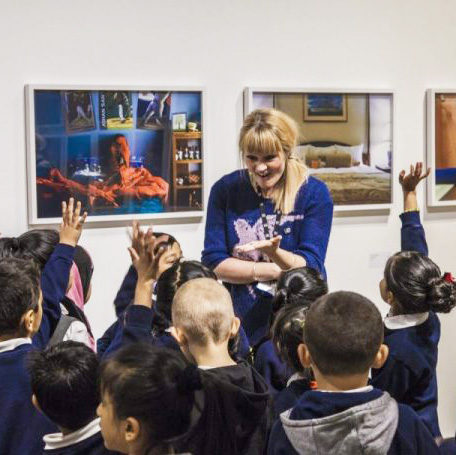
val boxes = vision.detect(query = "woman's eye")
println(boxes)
[265,155,277,161]
[246,155,257,162]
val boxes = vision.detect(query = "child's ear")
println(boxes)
[31,394,42,414]
[21,309,36,336]
[230,317,241,338]
[170,326,187,346]
[372,343,389,369]
[297,343,312,369]
[124,417,140,443]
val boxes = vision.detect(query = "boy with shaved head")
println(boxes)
[171,277,271,455]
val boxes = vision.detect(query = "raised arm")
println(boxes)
[34,198,87,348]
[399,163,430,256]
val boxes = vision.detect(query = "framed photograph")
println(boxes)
[426,89,456,207]
[304,94,347,122]
[172,112,187,131]
[244,87,394,212]
[26,85,205,224]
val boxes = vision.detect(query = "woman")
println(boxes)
[202,108,333,343]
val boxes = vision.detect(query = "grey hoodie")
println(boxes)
[280,392,399,455]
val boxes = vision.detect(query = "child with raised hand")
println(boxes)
[371,162,456,439]
[268,291,440,455]
[98,343,240,455]
[29,341,117,455]
[0,198,86,455]
[254,267,328,394]
[171,277,270,455]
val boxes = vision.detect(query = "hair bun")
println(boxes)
[427,275,456,314]
[177,364,202,395]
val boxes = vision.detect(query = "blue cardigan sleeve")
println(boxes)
[400,211,428,256]
[33,243,74,349]
[202,178,231,269]
[113,265,137,317]
[293,179,333,274]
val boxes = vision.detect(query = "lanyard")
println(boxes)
[259,202,282,240]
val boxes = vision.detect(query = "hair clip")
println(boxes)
[443,272,455,284]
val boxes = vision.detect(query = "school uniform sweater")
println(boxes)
[371,210,441,436]
[202,170,333,343]
[253,339,291,395]
[267,387,440,455]
[43,418,118,455]
[273,374,312,420]
[0,244,74,455]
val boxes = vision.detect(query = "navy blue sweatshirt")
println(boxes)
[371,211,441,437]
[202,170,333,344]
[0,243,74,455]
[273,377,312,420]
[268,388,440,454]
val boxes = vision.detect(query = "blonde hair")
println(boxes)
[172,278,234,346]
[239,108,308,214]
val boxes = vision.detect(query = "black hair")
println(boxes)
[271,304,308,372]
[272,267,328,317]
[100,344,237,455]
[304,291,384,376]
[28,341,99,431]
[384,251,456,314]
[0,258,41,337]
[0,229,59,271]
[153,260,216,334]
[152,232,180,252]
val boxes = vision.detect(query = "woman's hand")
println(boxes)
[234,235,282,259]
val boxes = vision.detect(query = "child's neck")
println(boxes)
[189,341,236,368]
[314,370,370,392]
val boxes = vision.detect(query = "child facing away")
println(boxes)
[271,303,315,419]
[98,343,241,455]
[28,341,117,455]
[0,199,86,455]
[268,291,440,455]
[371,162,456,439]
[170,277,271,455]
[254,267,328,394]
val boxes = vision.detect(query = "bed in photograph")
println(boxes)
[295,141,391,205]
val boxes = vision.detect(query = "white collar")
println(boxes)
[318,385,374,394]
[384,312,429,330]
[0,337,31,353]
[286,372,306,387]
[43,417,101,450]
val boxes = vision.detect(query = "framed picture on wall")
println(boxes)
[304,94,347,122]
[426,89,456,207]
[244,87,395,212]
[25,85,205,224]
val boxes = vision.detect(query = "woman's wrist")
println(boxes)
[252,262,281,282]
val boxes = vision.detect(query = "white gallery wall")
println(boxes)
[1,0,456,436]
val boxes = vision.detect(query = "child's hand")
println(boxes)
[59,198,87,246]
[399,162,430,192]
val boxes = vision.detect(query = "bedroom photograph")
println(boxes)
[251,91,393,208]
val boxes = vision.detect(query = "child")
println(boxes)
[0,199,86,455]
[268,291,440,454]
[254,267,327,394]
[371,163,456,438]
[28,341,116,454]
[171,277,271,455]
[271,304,314,418]
[0,228,94,349]
[98,343,238,455]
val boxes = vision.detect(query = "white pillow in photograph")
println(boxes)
[293,145,311,163]
[334,144,364,165]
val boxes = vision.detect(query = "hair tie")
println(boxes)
[177,364,202,395]
[443,272,455,284]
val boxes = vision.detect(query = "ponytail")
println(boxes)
[426,275,456,313]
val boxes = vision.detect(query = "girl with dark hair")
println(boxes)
[98,344,237,455]
[253,267,328,394]
[372,163,456,440]
[271,304,314,418]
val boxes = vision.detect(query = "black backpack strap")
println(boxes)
[47,314,79,348]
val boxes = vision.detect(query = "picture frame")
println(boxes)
[244,87,395,212]
[426,89,456,207]
[304,94,348,122]
[25,85,205,224]
[172,112,187,131]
